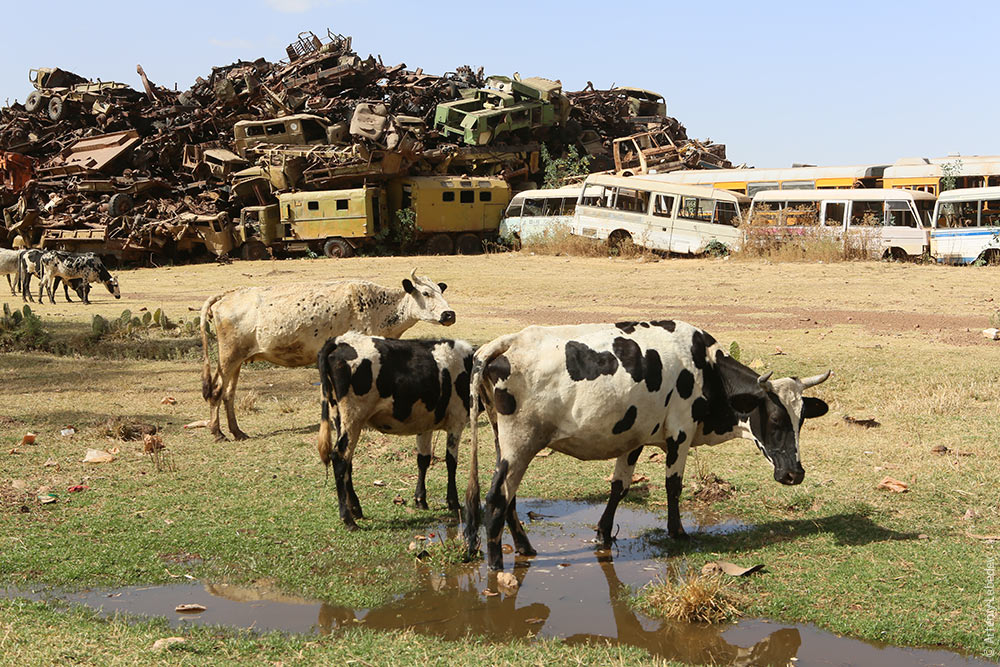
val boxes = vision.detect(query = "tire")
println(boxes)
[424,233,454,255]
[108,193,134,217]
[456,232,482,255]
[980,249,1000,266]
[608,229,634,254]
[322,238,353,258]
[47,96,68,122]
[24,91,46,113]
[882,247,908,262]
[240,240,268,261]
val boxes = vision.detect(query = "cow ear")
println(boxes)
[802,397,829,419]
[402,278,414,294]
[438,282,447,293]
[729,392,763,414]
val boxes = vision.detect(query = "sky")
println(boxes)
[1,0,995,168]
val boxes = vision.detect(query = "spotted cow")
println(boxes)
[317,332,474,529]
[463,320,830,570]
[201,270,456,441]
[38,251,120,304]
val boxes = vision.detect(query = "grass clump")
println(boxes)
[639,569,741,624]
[735,207,882,262]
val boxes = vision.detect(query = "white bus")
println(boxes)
[571,174,749,254]
[930,187,1000,264]
[747,189,935,259]
[498,186,598,244]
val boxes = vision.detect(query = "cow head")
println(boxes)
[730,370,830,485]
[104,275,121,299]
[402,269,455,326]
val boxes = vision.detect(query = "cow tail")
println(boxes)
[316,338,339,468]
[463,334,517,556]
[200,294,224,402]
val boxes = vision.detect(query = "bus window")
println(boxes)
[780,180,815,190]
[522,198,544,216]
[938,200,978,227]
[784,204,819,226]
[747,181,780,197]
[505,200,523,217]
[714,201,739,226]
[982,199,1000,227]
[652,194,675,218]
[916,200,934,225]
[851,201,883,226]
[542,198,562,216]
[612,188,649,213]
[824,202,847,227]
[561,197,577,216]
[679,196,714,222]
[885,201,917,228]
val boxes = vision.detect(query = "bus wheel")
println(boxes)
[608,230,634,255]
[424,233,454,255]
[883,247,908,262]
[456,233,482,255]
[323,238,354,258]
[979,249,1000,265]
[240,240,268,261]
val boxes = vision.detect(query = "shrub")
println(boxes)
[0,304,51,351]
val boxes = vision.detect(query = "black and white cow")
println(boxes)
[39,251,120,304]
[463,320,830,571]
[317,331,474,529]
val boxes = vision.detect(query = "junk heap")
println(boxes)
[0,29,732,262]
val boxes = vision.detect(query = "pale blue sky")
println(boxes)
[1,0,994,168]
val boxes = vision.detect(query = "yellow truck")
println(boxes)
[238,176,510,258]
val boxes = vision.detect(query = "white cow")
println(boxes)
[463,320,830,571]
[200,270,456,441]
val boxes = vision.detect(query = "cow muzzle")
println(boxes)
[775,467,804,485]
[439,310,456,326]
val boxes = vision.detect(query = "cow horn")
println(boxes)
[757,371,773,388]
[409,268,418,283]
[800,370,832,389]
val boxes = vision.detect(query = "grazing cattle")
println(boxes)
[0,248,22,295]
[17,249,42,302]
[317,332,474,528]
[463,320,830,571]
[39,251,120,304]
[201,270,456,442]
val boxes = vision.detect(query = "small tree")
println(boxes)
[541,145,591,189]
[940,159,963,193]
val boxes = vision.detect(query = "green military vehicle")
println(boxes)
[433,75,569,146]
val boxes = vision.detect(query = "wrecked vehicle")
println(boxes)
[25,68,143,122]
[233,114,347,157]
[237,175,510,259]
[434,75,569,146]
[613,128,683,176]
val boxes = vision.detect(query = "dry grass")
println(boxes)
[518,223,608,257]
[640,570,741,624]
[735,207,882,262]
[237,389,261,414]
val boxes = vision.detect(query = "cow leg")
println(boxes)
[485,447,535,571]
[413,431,432,510]
[597,446,643,547]
[5,274,13,295]
[445,429,461,511]
[331,452,359,530]
[222,363,249,441]
[664,433,691,539]
[346,460,363,519]
[59,278,73,303]
[505,496,536,556]
[21,272,33,302]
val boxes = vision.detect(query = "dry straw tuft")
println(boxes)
[641,569,741,624]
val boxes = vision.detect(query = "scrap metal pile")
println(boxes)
[0,29,732,262]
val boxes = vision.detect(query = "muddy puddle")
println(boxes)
[5,498,990,666]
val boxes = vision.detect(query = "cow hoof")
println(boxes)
[231,430,250,441]
[447,500,461,511]
[350,507,364,519]
[516,545,537,557]
[415,499,429,510]
[669,529,689,540]
[344,522,360,532]
[212,432,227,443]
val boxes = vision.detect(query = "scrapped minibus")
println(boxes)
[499,186,600,243]
[571,174,749,254]
[747,189,935,259]
[930,187,1000,264]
